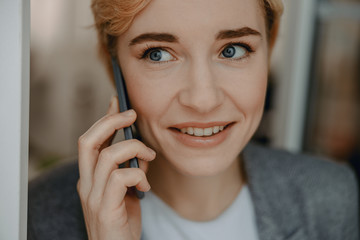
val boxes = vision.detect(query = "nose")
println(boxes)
[178,59,224,114]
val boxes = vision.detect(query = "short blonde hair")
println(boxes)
[91,0,284,80]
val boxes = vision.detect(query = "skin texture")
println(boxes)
[118,0,268,219]
[78,0,269,239]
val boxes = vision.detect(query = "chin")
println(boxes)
[164,151,240,177]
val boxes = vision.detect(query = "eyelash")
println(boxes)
[137,41,255,63]
[220,41,255,61]
[138,45,171,63]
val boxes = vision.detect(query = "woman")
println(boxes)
[27,0,359,239]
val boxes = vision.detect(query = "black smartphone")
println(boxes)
[111,56,144,199]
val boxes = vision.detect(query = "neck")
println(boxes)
[147,154,246,221]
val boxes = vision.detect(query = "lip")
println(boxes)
[170,121,232,129]
[168,122,235,148]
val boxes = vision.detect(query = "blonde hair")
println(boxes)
[91,0,284,80]
[259,0,284,49]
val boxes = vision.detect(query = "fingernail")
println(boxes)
[124,109,135,116]
[147,147,156,156]
[146,183,151,192]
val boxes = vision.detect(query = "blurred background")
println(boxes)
[29,0,360,181]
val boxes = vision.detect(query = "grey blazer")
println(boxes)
[28,144,359,240]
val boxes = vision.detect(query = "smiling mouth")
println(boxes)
[171,123,233,137]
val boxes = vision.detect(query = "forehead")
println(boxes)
[122,0,265,41]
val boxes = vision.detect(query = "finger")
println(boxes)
[90,140,155,200]
[101,168,151,211]
[139,159,150,173]
[84,109,136,149]
[107,96,119,115]
[102,97,120,149]
[78,110,136,195]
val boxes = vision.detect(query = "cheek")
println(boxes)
[123,71,175,127]
[238,79,267,115]
[125,79,159,122]
[226,64,268,117]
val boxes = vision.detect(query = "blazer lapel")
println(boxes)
[242,144,307,240]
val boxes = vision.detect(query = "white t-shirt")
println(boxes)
[140,185,259,240]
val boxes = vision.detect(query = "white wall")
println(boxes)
[0,0,30,239]
[271,0,317,152]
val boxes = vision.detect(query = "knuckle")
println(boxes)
[133,168,145,181]
[125,138,141,147]
[76,180,81,192]
[134,139,147,149]
[78,135,87,147]
[76,180,87,200]
[125,139,147,155]
[98,148,112,162]
[126,138,138,144]
[136,167,146,176]
[78,134,92,150]
[87,195,100,211]
[102,114,115,123]
[76,180,82,195]
[110,169,124,183]
[108,168,145,186]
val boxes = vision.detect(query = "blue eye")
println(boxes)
[149,50,162,61]
[147,49,174,62]
[221,45,247,59]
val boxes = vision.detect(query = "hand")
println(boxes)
[77,97,156,240]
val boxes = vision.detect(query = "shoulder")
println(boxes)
[244,143,357,197]
[28,160,87,240]
[244,143,359,239]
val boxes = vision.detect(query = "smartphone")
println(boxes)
[111,56,144,199]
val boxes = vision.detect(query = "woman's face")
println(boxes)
[117,0,268,176]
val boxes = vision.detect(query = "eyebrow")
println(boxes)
[216,27,261,40]
[128,27,261,46]
[129,33,179,46]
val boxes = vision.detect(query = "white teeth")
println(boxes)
[187,127,194,135]
[194,128,204,136]
[179,125,226,137]
[203,128,213,136]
